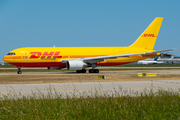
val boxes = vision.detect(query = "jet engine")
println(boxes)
[66,61,87,70]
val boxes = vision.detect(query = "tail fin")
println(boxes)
[129,17,163,50]
[154,56,159,61]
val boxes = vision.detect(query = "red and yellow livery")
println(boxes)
[3,17,173,74]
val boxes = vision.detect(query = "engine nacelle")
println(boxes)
[67,61,87,70]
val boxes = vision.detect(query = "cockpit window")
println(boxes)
[7,53,16,55]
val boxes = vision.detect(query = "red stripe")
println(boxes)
[9,62,66,67]
[9,62,130,67]
[96,62,130,66]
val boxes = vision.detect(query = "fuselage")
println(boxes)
[138,60,158,65]
[3,47,158,68]
[2,17,165,74]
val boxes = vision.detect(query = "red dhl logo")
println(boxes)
[30,52,62,59]
[141,34,157,37]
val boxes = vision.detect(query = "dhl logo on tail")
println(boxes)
[141,34,157,37]
[30,52,62,59]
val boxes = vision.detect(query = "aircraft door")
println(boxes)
[21,51,29,59]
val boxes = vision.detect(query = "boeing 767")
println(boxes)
[3,17,174,74]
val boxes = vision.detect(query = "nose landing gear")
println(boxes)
[17,67,22,74]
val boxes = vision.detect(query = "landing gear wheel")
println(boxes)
[89,69,99,73]
[17,71,22,74]
[76,69,86,73]
[89,69,94,73]
[82,69,86,73]
[94,69,99,73]
[76,70,82,73]
[17,68,22,74]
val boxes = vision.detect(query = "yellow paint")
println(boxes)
[138,73,157,77]
[4,47,159,63]
[98,75,106,79]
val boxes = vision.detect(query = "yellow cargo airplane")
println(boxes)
[3,17,174,74]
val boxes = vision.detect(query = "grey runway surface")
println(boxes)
[0,70,180,75]
[1,69,180,98]
[0,80,180,98]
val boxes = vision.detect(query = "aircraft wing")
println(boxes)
[61,49,175,64]
[142,49,176,55]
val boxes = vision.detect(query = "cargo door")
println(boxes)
[22,51,29,59]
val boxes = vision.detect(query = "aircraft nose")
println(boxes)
[3,56,7,63]
[3,55,12,63]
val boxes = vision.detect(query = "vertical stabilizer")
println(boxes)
[129,17,163,50]
[154,56,159,61]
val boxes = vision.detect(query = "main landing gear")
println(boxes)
[76,69,86,73]
[76,64,99,73]
[76,69,99,73]
[89,69,99,73]
[89,64,99,73]
[17,67,22,74]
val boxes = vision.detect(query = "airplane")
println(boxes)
[138,56,164,65]
[3,17,175,74]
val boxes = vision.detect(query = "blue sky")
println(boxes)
[0,0,180,61]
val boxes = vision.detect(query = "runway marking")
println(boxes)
[0,87,179,94]
[155,80,180,84]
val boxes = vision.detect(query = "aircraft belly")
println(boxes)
[9,62,66,67]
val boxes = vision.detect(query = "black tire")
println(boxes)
[89,69,93,73]
[82,69,86,73]
[89,69,99,73]
[76,70,82,73]
[17,71,22,74]
[94,69,99,73]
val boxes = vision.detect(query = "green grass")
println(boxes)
[0,87,180,119]
[0,65,16,68]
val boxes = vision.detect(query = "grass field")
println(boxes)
[0,74,180,84]
[0,87,179,119]
[0,65,180,119]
